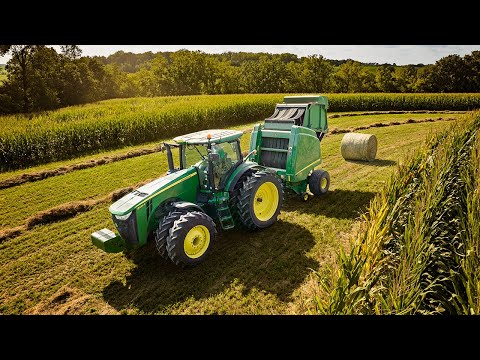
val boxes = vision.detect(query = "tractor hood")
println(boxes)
[109,167,198,216]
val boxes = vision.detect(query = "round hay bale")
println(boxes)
[341,133,377,162]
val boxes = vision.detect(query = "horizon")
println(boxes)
[1,45,480,65]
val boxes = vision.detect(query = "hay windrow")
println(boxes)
[328,110,465,118]
[0,225,26,242]
[25,200,98,229]
[0,147,161,190]
[329,117,456,135]
[0,178,154,243]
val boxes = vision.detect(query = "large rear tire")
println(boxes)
[308,169,330,196]
[166,211,217,267]
[237,171,283,230]
[228,170,254,227]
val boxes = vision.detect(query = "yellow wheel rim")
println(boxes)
[184,225,210,259]
[321,177,328,189]
[253,182,279,222]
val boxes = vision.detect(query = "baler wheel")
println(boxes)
[308,169,330,196]
[301,192,309,202]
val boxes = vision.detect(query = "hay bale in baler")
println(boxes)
[341,133,377,162]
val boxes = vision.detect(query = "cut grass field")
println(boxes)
[0,111,464,314]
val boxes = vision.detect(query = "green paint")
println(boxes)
[92,129,261,253]
[110,168,198,215]
[249,95,329,195]
[91,228,125,253]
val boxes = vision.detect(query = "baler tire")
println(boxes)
[155,210,187,259]
[237,171,283,230]
[166,211,217,267]
[308,169,330,196]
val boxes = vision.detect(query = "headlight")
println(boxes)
[115,213,132,221]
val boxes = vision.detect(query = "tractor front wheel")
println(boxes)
[237,171,283,230]
[154,210,186,259]
[166,211,217,267]
[308,169,330,196]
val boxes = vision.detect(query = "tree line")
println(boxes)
[1,45,480,114]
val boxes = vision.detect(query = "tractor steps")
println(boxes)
[216,203,235,230]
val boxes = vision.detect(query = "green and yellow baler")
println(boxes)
[249,95,330,200]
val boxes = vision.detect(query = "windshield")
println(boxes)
[184,144,208,168]
[211,141,240,188]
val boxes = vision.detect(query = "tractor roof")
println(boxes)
[173,129,243,145]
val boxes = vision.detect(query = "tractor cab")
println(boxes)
[166,129,244,191]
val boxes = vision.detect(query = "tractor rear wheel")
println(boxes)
[228,170,254,227]
[166,211,217,267]
[308,169,330,196]
[237,171,283,230]
[154,210,186,259]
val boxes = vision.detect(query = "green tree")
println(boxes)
[103,64,137,98]
[289,55,333,93]
[376,64,398,92]
[28,47,62,110]
[284,61,304,93]
[214,60,243,94]
[200,55,222,94]
[241,55,286,93]
[168,50,206,95]
[361,70,377,92]
[60,45,82,60]
[396,65,418,92]
[0,45,44,112]
[333,60,370,93]
[424,55,471,92]
[464,50,480,91]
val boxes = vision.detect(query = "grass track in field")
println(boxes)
[0,113,460,314]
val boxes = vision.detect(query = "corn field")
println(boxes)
[1,93,480,171]
[314,111,480,314]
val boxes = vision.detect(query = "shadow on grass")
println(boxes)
[344,159,397,167]
[102,220,317,313]
[283,188,376,220]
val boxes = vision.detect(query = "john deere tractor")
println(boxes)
[91,95,330,267]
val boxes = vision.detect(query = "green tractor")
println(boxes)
[91,95,330,267]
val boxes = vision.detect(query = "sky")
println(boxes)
[1,45,480,65]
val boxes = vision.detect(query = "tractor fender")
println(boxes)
[171,201,205,213]
[225,162,266,192]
